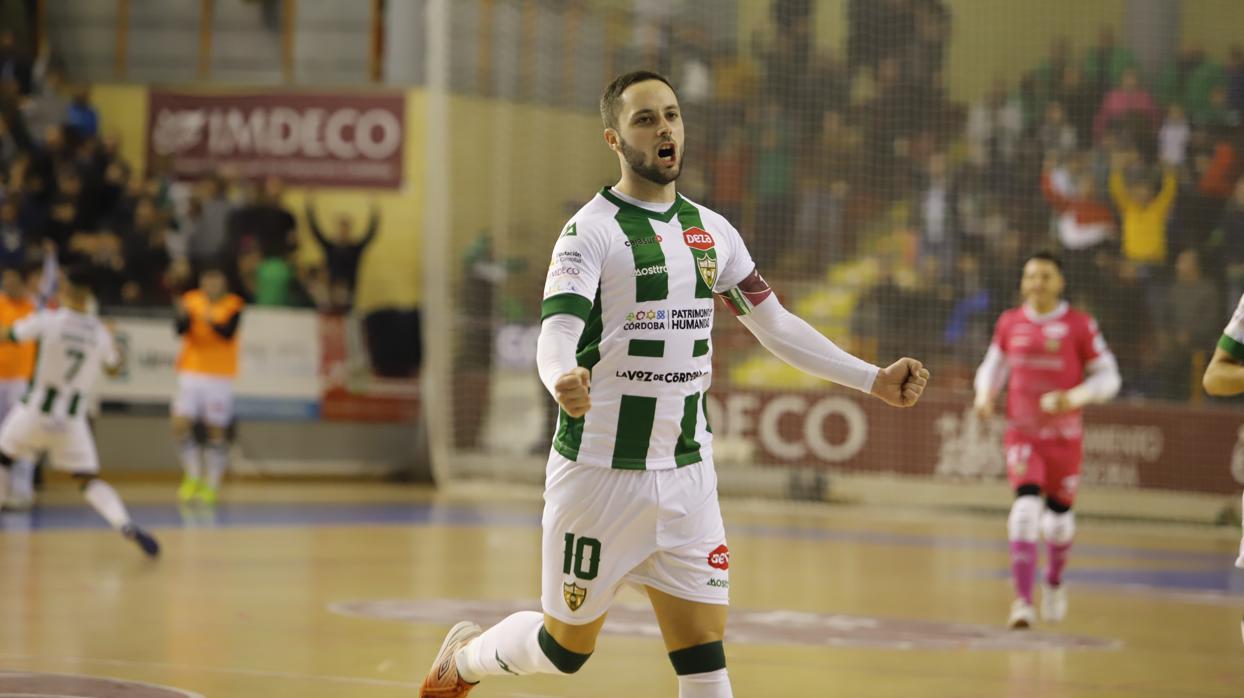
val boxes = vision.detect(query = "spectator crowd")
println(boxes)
[0,27,379,314]
[660,0,1244,402]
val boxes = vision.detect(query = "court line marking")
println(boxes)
[0,654,421,690]
[0,670,204,698]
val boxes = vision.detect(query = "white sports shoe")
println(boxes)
[1008,598,1035,630]
[2,493,34,512]
[1041,583,1067,622]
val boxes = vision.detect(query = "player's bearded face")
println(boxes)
[619,135,681,185]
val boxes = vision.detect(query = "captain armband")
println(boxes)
[716,268,773,316]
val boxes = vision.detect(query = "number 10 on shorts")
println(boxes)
[562,533,601,581]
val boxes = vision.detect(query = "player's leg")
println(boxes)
[420,456,654,697]
[1005,435,1046,629]
[198,379,235,504]
[1039,437,1082,622]
[1236,491,1244,569]
[635,460,732,697]
[171,373,204,500]
[648,588,730,697]
[0,402,40,508]
[0,381,36,510]
[59,421,159,558]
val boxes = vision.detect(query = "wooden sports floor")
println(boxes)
[0,481,1241,697]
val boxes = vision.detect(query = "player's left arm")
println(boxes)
[1042,318,1121,413]
[2,312,47,343]
[721,268,929,407]
[101,324,124,377]
[210,301,243,340]
[711,218,927,407]
[1203,347,1244,397]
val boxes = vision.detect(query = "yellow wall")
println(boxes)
[447,94,615,285]
[1180,0,1244,59]
[739,0,1127,101]
[944,0,1126,100]
[89,85,424,311]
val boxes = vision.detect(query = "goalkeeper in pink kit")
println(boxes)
[973,252,1121,629]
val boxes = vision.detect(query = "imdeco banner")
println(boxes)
[146,90,405,188]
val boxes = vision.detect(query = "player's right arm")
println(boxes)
[537,219,607,418]
[973,316,1010,419]
[1204,294,1244,397]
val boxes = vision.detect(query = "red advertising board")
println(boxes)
[146,90,405,188]
[706,389,1244,495]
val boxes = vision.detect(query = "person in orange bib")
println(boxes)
[171,265,244,504]
[0,264,36,510]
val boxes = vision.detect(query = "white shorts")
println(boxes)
[540,451,730,625]
[0,378,27,421]
[0,403,98,474]
[172,373,235,428]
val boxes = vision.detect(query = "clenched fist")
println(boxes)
[870,358,930,408]
[555,367,592,418]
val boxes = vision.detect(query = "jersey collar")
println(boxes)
[1022,300,1069,323]
[600,186,685,223]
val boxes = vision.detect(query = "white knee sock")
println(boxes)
[455,611,564,682]
[179,438,202,480]
[83,479,132,530]
[204,442,229,490]
[679,669,732,698]
[7,459,33,498]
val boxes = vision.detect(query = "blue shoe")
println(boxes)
[123,524,160,558]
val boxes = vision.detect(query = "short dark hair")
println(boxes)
[63,261,95,290]
[600,71,675,130]
[1026,250,1063,271]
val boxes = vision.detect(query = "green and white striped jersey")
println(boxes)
[540,187,755,470]
[13,308,118,420]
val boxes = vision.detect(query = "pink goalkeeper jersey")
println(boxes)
[993,302,1109,439]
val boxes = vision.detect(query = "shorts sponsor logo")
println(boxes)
[556,250,583,262]
[615,369,707,383]
[707,578,729,588]
[625,235,663,247]
[634,264,668,278]
[708,544,730,570]
[549,267,580,278]
[563,582,587,611]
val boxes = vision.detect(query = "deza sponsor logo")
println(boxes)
[682,228,715,250]
[707,544,730,570]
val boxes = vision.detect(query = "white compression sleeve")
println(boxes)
[537,314,586,398]
[1065,353,1121,407]
[973,343,1008,405]
[736,296,879,393]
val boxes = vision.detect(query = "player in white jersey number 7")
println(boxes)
[419,71,929,698]
[0,264,159,558]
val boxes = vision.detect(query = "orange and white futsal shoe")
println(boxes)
[419,621,483,697]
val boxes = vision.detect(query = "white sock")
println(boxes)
[204,442,229,490]
[679,669,732,697]
[179,439,202,480]
[83,479,132,530]
[7,459,33,499]
[455,611,561,682]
